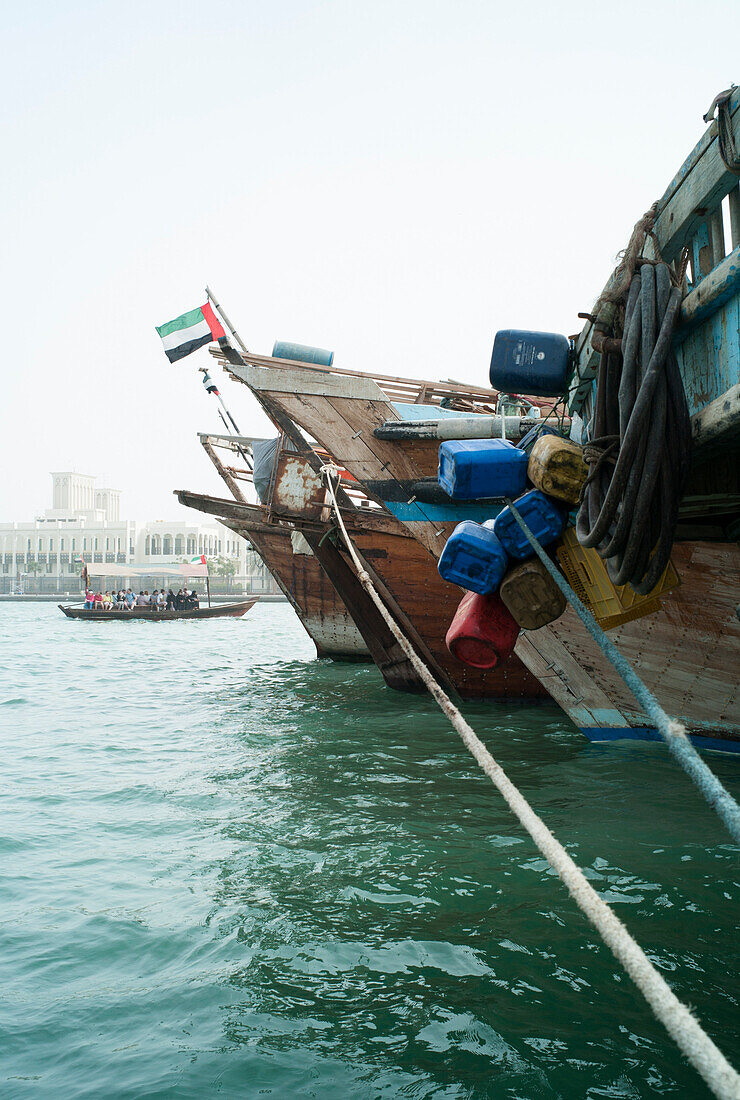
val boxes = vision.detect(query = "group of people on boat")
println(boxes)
[83,588,200,612]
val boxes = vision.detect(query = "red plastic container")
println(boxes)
[445,590,521,669]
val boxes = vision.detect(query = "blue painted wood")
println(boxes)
[676,290,740,415]
[691,219,712,287]
[677,246,740,335]
[580,726,740,754]
[385,500,505,524]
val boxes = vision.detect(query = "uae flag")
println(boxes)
[156,302,226,363]
[191,554,208,564]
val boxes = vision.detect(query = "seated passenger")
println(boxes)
[136,590,148,607]
[124,588,136,609]
[165,589,176,611]
[93,591,104,608]
[102,591,112,610]
[84,587,94,610]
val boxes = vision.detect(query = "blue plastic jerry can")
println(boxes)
[490,330,571,397]
[437,521,509,595]
[437,439,529,500]
[492,489,567,560]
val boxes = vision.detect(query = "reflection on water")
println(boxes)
[1,602,738,1098]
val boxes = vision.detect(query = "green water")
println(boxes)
[1,602,738,1098]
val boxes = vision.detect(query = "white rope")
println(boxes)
[320,463,740,1100]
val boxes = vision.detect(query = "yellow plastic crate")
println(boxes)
[555,528,680,630]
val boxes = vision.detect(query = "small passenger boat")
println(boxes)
[59,599,256,621]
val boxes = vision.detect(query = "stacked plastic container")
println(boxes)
[436,414,589,667]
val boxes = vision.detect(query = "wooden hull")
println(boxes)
[220,354,740,727]
[224,356,455,558]
[344,514,546,699]
[180,487,545,701]
[176,493,425,691]
[59,599,257,621]
[175,496,369,661]
[515,542,740,751]
[217,359,544,698]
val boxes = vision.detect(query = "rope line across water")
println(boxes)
[505,499,740,847]
[320,463,740,1100]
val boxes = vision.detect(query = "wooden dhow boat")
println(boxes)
[180,434,419,689]
[514,90,740,752]
[179,425,545,700]
[206,91,740,748]
[183,434,371,661]
[217,330,740,747]
[59,558,256,625]
[212,348,525,560]
[59,599,256,621]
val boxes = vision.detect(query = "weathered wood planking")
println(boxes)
[678,246,740,330]
[214,348,498,405]
[197,426,545,699]
[228,361,450,557]
[689,383,740,449]
[654,90,740,263]
[343,517,547,700]
[676,278,740,415]
[177,489,424,690]
[515,542,740,740]
[252,436,547,700]
[175,490,370,661]
[201,437,248,504]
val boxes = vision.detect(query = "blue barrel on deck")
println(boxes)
[272,340,334,366]
[490,330,571,397]
[437,439,528,500]
[437,521,509,595]
[493,489,567,560]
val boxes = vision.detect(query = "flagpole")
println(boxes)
[201,287,253,473]
[198,368,253,471]
[205,285,249,355]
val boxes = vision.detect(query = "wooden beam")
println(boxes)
[691,383,740,448]
[200,438,248,503]
[677,245,740,331]
[198,432,271,449]
[212,347,498,404]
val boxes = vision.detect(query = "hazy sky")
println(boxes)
[2,0,737,522]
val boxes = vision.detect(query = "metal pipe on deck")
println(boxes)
[373,415,561,442]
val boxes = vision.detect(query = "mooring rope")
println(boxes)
[505,499,740,847]
[320,463,740,1100]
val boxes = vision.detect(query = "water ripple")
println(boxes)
[1,602,738,1098]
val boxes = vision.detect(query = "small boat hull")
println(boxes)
[58,599,257,621]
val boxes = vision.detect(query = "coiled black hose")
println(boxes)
[576,262,692,594]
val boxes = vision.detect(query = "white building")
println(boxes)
[0,472,272,592]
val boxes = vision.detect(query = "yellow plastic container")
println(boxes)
[528,435,588,505]
[554,528,679,630]
[499,557,567,630]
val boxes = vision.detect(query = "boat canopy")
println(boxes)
[83,563,209,578]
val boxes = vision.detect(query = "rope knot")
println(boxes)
[581,435,620,500]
